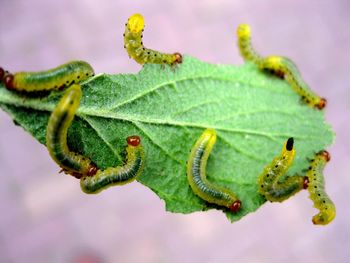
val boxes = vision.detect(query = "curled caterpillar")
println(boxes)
[3,61,94,92]
[80,135,145,194]
[236,24,326,110]
[186,128,241,213]
[123,13,182,65]
[258,138,307,202]
[46,84,97,177]
[307,151,336,225]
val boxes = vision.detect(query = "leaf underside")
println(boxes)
[0,56,334,222]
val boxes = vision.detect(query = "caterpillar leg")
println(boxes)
[306,151,336,225]
[80,136,145,194]
[236,24,326,110]
[186,128,241,213]
[124,13,182,66]
[46,84,97,177]
[2,61,94,92]
[258,138,306,202]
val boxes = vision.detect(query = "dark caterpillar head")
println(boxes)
[320,150,331,162]
[127,135,141,147]
[229,200,242,213]
[173,52,183,64]
[303,176,309,189]
[87,165,98,177]
[4,74,15,89]
[286,137,294,151]
[315,98,327,110]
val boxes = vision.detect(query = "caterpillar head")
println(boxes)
[4,74,15,89]
[286,137,294,151]
[127,135,141,147]
[303,176,309,189]
[87,165,98,177]
[320,150,331,162]
[172,52,183,64]
[229,200,242,213]
[127,14,145,33]
[315,98,327,110]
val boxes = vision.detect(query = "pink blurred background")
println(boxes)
[0,1,349,262]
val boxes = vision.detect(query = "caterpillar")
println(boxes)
[258,138,307,202]
[46,84,97,178]
[306,151,336,225]
[3,61,94,92]
[262,56,327,109]
[80,135,145,194]
[123,13,182,66]
[186,128,241,213]
[236,24,326,110]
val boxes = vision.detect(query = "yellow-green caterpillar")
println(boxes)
[186,128,241,212]
[236,24,326,110]
[123,13,182,66]
[258,138,307,202]
[46,84,97,177]
[307,151,336,225]
[3,61,94,92]
[80,135,145,194]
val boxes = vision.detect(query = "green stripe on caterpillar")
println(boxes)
[258,138,307,202]
[186,128,241,213]
[306,151,336,225]
[124,13,182,66]
[3,61,94,92]
[236,24,326,110]
[80,135,145,194]
[46,84,97,178]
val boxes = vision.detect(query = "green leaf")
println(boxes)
[0,56,334,222]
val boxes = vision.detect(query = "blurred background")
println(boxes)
[0,0,349,262]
